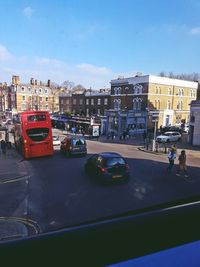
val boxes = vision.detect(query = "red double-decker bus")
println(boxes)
[14,111,53,159]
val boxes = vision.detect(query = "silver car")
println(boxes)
[156,131,181,143]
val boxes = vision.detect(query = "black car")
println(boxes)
[85,152,130,183]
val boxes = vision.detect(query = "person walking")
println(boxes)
[176,150,189,177]
[1,140,6,155]
[143,130,147,148]
[111,130,114,140]
[167,147,176,172]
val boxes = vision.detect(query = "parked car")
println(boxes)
[156,131,181,143]
[85,152,130,183]
[53,135,61,146]
[160,126,183,134]
[60,136,87,157]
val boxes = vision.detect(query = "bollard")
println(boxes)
[164,145,167,154]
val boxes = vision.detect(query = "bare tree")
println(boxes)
[61,80,75,91]
[158,72,200,81]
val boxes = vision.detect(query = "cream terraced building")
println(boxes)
[10,83,60,113]
[108,75,198,134]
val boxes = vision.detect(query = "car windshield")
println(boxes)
[72,139,85,146]
[0,0,200,249]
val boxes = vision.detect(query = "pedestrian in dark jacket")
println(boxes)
[1,140,6,154]
[167,147,176,172]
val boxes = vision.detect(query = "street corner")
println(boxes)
[137,146,166,156]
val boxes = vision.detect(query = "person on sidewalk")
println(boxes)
[1,140,6,155]
[111,130,114,140]
[176,150,189,177]
[167,147,176,172]
[143,130,147,148]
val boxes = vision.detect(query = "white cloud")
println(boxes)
[23,7,34,18]
[189,27,200,35]
[0,51,115,88]
[76,63,112,76]
[0,44,12,61]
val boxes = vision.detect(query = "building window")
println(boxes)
[86,99,89,105]
[155,86,158,94]
[40,97,42,102]
[104,98,108,105]
[190,89,196,97]
[45,89,48,94]
[28,87,31,92]
[21,103,26,110]
[114,99,121,110]
[133,97,142,110]
[167,100,171,109]
[168,88,172,95]
[176,114,182,124]
[46,97,48,102]
[97,98,101,105]
[61,99,63,104]
[29,96,32,101]
[178,88,184,96]
[21,87,25,92]
[46,104,48,110]
[177,101,181,110]
[97,109,101,115]
[73,99,77,105]
[114,87,121,95]
[80,99,83,105]
[39,88,42,94]
[91,99,94,105]
[180,101,183,110]
[86,108,89,116]
[22,95,26,101]
[134,84,142,94]
[155,99,160,109]
[66,99,69,104]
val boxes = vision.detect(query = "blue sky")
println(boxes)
[0,0,200,88]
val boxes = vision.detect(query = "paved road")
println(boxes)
[22,138,200,234]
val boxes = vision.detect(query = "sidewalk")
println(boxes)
[138,142,200,158]
[53,128,145,146]
[0,147,27,183]
[0,147,29,241]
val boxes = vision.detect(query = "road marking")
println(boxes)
[0,175,30,185]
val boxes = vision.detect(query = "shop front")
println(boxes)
[105,110,147,137]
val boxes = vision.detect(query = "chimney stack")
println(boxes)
[35,79,38,85]
[47,79,51,87]
[30,78,34,85]
[40,81,43,86]
[12,75,20,85]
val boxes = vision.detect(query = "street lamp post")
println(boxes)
[152,119,158,152]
